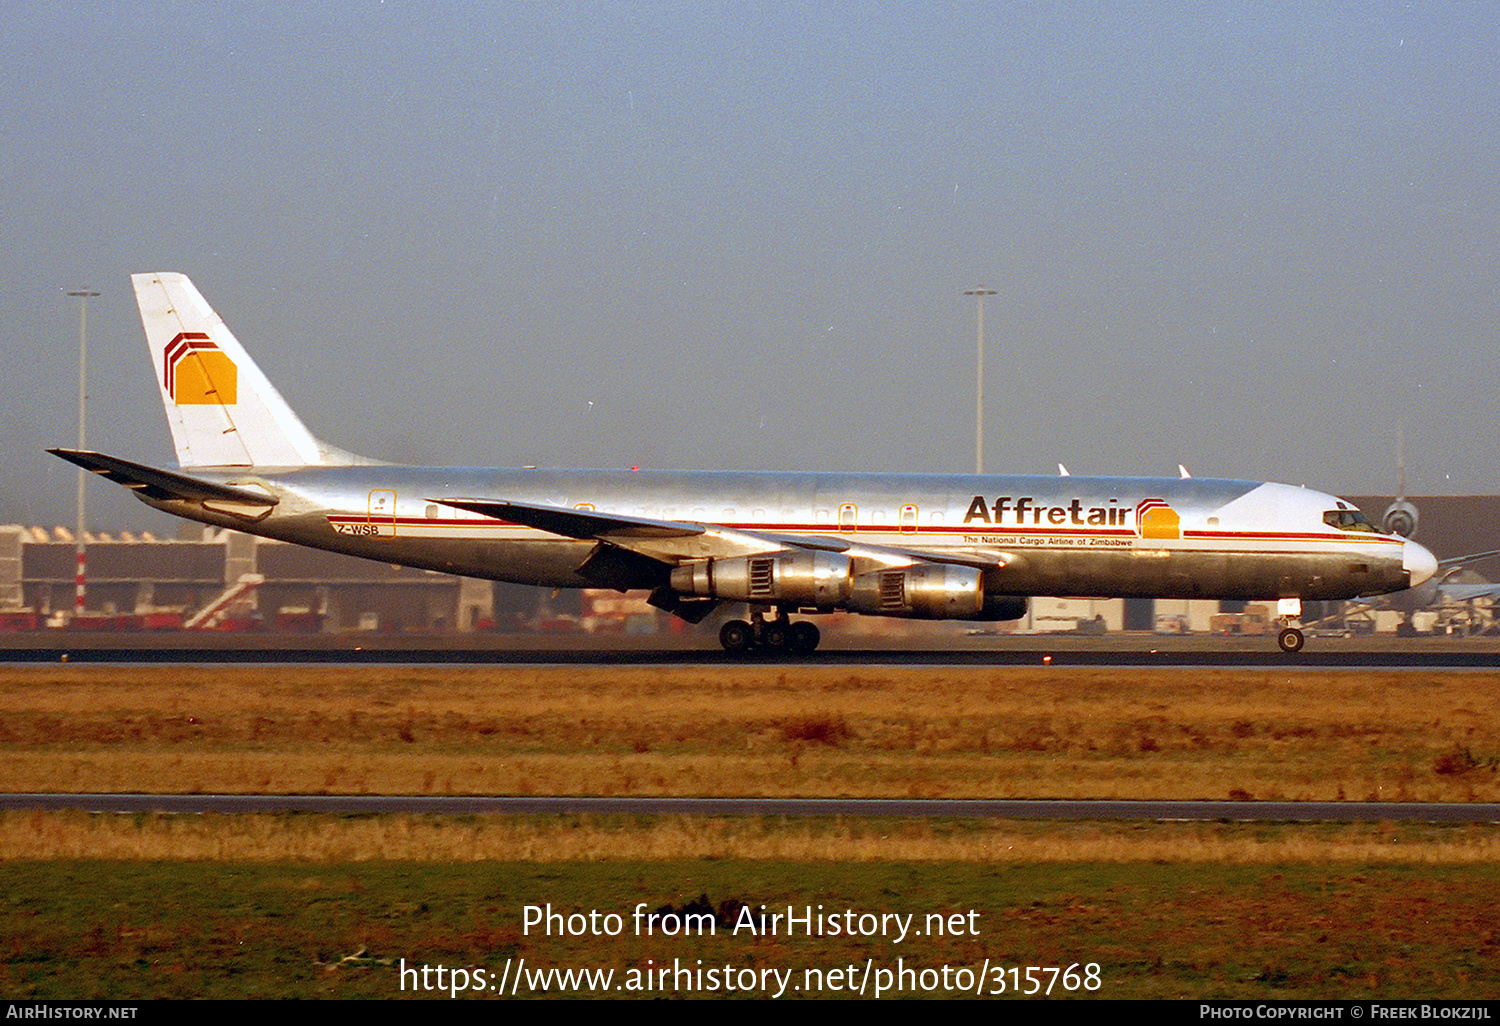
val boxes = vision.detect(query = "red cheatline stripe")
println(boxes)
[324,515,1399,547]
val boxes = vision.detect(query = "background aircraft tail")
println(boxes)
[133,272,364,468]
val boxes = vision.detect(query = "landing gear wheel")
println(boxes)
[720,620,754,654]
[789,621,821,654]
[759,621,791,652]
[1277,627,1305,654]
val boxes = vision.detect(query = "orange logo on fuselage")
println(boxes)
[1135,498,1180,540]
[164,332,237,405]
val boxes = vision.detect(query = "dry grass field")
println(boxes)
[4,809,1499,865]
[0,663,1496,803]
[3,663,1500,999]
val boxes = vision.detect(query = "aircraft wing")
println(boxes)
[48,449,278,517]
[435,498,1017,573]
[1434,583,1500,603]
[1438,550,1500,569]
[770,533,1022,573]
[1428,552,1500,604]
[438,497,808,616]
[438,498,701,542]
[437,498,779,568]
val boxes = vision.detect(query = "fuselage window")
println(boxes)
[900,504,918,533]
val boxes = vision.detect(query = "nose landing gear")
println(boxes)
[1276,626,1305,653]
[1275,598,1305,654]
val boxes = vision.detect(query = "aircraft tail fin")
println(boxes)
[133,272,365,468]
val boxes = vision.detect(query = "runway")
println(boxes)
[4,632,1500,667]
[8,793,1500,822]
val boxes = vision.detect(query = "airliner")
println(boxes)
[50,273,1438,654]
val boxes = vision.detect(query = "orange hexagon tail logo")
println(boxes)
[164,332,237,406]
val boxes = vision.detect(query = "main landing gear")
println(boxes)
[719,607,821,656]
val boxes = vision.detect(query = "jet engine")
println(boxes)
[672,552,1029,622]
[848,564,986,619]
[1383,498,1418,538]
[669,551,852,608]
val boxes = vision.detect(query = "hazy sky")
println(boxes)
[4,2,1496,531]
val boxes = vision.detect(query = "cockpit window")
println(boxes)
[1324,509,1380,533]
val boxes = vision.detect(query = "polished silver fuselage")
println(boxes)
[68,272,1436,640]
[146,465,1417,604]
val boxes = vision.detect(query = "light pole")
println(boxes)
[964,286,996,475]
[65,288,99,621]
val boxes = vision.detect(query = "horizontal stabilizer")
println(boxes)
[48,449,278,510]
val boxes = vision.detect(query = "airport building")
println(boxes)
[0,525,496,633]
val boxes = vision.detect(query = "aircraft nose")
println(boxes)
[1403,540,1438,588]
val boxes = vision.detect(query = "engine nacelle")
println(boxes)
[669,551,852,608]
[848,563,985,619]
[1383,499,1418,538]
[671,553,1020,622]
